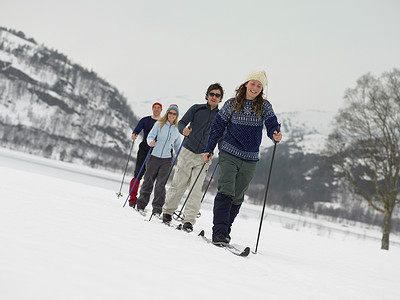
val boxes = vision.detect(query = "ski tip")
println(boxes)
[240,247,251,257]
[198,230,205,237]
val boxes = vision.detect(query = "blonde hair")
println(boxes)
[157,110,179,130]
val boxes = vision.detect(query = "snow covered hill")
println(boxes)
[257,110,336,155]
[0,27,138,170]
[276,110,335,154]
[1,147,399,300]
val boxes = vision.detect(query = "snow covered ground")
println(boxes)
[1,148,399,300]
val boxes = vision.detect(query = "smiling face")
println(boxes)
[167,110,177,124]
[152,104,162,118]
[245,80,263,100]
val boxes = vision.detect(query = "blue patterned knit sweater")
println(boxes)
[205,98,279,161]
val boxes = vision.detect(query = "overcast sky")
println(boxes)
[1,0,399,117]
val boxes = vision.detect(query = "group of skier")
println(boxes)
[126,70,282,246]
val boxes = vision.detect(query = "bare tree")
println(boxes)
[325,69,400,250]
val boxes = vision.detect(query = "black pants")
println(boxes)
[213,193,241,238]
[134,141,151,180]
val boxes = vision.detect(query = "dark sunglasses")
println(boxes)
[168,112,177,115]
[208,92,222,98]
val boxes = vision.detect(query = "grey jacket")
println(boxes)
[178,103,219,154]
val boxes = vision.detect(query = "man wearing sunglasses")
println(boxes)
[162,83,224,232]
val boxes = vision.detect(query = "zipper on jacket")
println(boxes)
[196,107,214,153]
[160,124,171,158]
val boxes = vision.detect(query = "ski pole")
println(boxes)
[254,125,280,253]
[196,162,218,218]
[173,162,207,221]
[116,140,135,199]
[123,147,152,207]
[164,135,186,184]
[200,162,218,204]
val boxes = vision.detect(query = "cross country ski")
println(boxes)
[198,230,250,257]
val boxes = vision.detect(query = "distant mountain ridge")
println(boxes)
[272,110,335,154]
[0,27,139,170]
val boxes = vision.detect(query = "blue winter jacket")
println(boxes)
[146,121,182,158]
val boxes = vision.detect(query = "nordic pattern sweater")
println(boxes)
[205,98,279,161]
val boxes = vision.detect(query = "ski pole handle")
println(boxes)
[273,123,281,144]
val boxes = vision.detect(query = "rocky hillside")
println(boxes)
[0,27,139,171]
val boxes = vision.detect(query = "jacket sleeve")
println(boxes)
[204,114,228,154]
[177,105,197,134]
[146,122,159,146]
[204,101,231,154]
[263,101,280,140]
[173,130,182,154]
[265,115,279,140]
[132,117,146,134]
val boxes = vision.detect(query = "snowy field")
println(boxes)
[1,148,399,300]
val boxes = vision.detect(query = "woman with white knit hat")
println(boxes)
[203,70,282,245]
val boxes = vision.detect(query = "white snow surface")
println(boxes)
[1,148,399,300]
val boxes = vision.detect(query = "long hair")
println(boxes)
[232,82,265,118]
[157,111,179,130]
